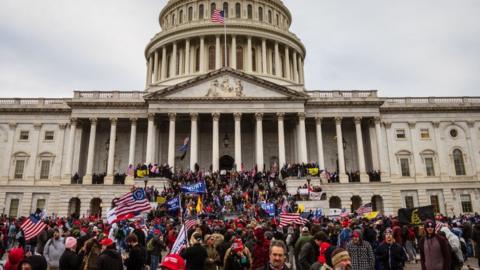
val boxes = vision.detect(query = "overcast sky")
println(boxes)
[1,0,479,98]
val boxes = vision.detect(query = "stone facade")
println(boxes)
[0,0,479,218]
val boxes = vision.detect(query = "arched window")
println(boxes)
[211,3,216,16]
[453,149,466,175]
[268,10,272,23]
[235,3,241,18]
[223,2,229,18]
[252,48,257,72]
[188,7,193,21]
[276,14,279,26]
[258,7,263,21]
[179,10,184,24]
[236,46,244,70]
[329,196,341,209]
[199,4,204,19]
[208,46,215,70]
[195,47,200,72]
[247,5,252,19]
[172,14,176,25]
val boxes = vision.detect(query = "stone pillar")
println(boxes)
[146,56,153,86]
[161,47,167,80]
[27,123,42,181]
[212,113,220,171]
[128,118,137,166]
[374,117,386,174]
[262,39,267,74]
[335,117,348,183]
[292,51,299,83]
[231,35,237,69]
[284,47,290,79]
[247,37,252,72]
[255,113,264,171]
[153,50,159,82]
[146,114,155,164]
[432,122,448,180]
[167,113,176,169]
[354,117,368,182]
[298,56,304,84]
[277,113,286,167]
[106,118,117,184]
[178,48,184,75]
[84,118,97,184]
[64,118,77,177]
[315,117,325,169]
[274,42,280,77]
[234,113,242,170]
[171,42,178,77]
[466,121,480,177]
[190,113,198,170]
[200,37,205,72]
[408,122,421,177]
[185,39,191,75]
[298,113,308,163]
[215,36,221,69]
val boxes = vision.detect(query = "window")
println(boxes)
[223,2,229,18]
[235,3,241,18]
[179,10,183,23]
[44,131,54,141]
[236,46,244,70]
[247,5,252,19]
[199,4,204,19]
[208,46,215,70]
[276,14,279,25]
[425,157,435,176]
[405,196,414,209]
[450,129,458,138]
[40,160,50,179]
[252,48,257,72]
[9,199,19,217]
[258,7,263,21]
[268,10,272,23]
[188,7,193,21]
[400,158,410,177]
[453,149,466,175]
[396,129,406,139]
[14,160,25,179]
[172,14,175,25]
[420,128,430,139]
[430,195,440,213]
[195,47,200,72]
[36,199,46,210]
[19,131,29,141]
[461,194,473,213]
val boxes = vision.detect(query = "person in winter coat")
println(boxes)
[437,225,464,270]
[298,232,324,270]
[79,237,101,270]
[418,220,451,270]
[295,227,313,269]
[59,237,82,270]
[24,249,48,270]
[252,227,270,270]
[266,240,290,270]
[472,224,480,267]
[43,229,65,270]
[123,234,147,270]
[96,238,123,270]
[375,228,407,270]
[147,229,165,270]
[224,238,251,270]
[346,230,375,270]
[4,247,24,270]
[204,234,221,270]
[181,232,208,270]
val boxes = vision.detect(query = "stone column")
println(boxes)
[292,51,299,83]
[231,35,237,69]
[274,42,280,76]
[374,117,386,174]
[106,118,117,184]
[262,39,267,74]
[255,113,264,171]
[171,42,178,77]
[247,37,252,72]
[64,118,77,177]
[145,114,155,164]
[190,113,198,170]
[215,36,221,69]
[284,47,290,79]
[354,117,368,182]
[298,113,308,163]
[128,118,137,166]
[200,37,205,72]
[298,56,304,84]
[408,122,421,177]
[212,113,220,172]
[432,122,448,180]
[315,117,325,169]
[153,50,159,82]
[161,47,167,80]
[167,113,176,169]
[466,121,480,177]
[185,39,191,75]
[146,56,153,86]
[84,118,97,184]
[335,117,348,183]
[277,113,286,167]
[234,113,242,170]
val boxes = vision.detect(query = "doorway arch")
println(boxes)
[219,155,234,170]
[90,198,102,217]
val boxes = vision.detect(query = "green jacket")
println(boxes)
[294,233,313,256]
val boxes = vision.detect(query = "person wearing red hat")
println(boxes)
[224,238,251,270]
[346,230,374,270]
[96,238,123,270]
[160,254,185,270]
[147,229,165,270]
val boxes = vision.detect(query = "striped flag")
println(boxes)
[279,213,307,228]
[21,214,46,241]
[107,188,152,224]
[211,9,225,24]
[356,203,373,215]
[170,219,198,254]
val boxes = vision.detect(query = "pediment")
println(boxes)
[144,68,308,100]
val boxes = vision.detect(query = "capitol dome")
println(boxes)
[144,0,306,92]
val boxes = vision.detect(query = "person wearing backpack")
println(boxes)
[147,229,164,270]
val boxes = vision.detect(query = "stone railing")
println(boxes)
[307,90,378,100]
[0,98,69,106]
[382,97,480,105]
[73,91,145,100]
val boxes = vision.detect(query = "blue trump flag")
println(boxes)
[181,181,207,194]
[166,196,180,211]
[260,203,276,217]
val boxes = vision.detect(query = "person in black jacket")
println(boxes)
[181,232,208,270]
[96,238,123,270]
[59,237,82,270]
[375,228,407,270]
[298,232,323,270]
[123,234,147,270]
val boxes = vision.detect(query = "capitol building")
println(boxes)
[1,0,479,218]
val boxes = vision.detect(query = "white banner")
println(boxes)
[328,208,342,217]
[309,192,324,200]
[298,188,309,195]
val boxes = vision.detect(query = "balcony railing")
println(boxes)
[382,97,480,105]
[73,91,144,100]
[0,98,69,105]
[307,90,378,100]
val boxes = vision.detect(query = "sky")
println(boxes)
[0,0,479,98]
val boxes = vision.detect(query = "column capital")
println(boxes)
[89,117,98,124]
[335,117,343,124]
[190,113,199,121]
[129,117,138,124]
[234,112,242,121]
[168,113,177,121]
[58,123,68,130]
[147,113,155,121]
[70,118,78,125]
[212,112,220,121]
[466,120,476,128]
[374,117,381,124]
[354,117,362,124]
[33,123,42,130]
[255,112,263,121]
[276,112,285,120]
[432,121,441,128]
[408,122,416,128]
[110,118,118,125]
[315,116,323,123]
[8,122,17,129]
[298,112,306,120]
[383,121,392,129]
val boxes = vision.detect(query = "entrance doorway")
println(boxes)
[219,155,234,170]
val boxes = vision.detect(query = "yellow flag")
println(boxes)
[196,195,203,213]
[363,211,379,220]
[298,204,305,213]
[308,168,319,176]
[156,197,166,204]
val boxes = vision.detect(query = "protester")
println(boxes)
[181,232,208,270]
[43,229,65,270]
[224,238,251,270]
[375,228,407,270]
[204,234,221,270]
[298,232,324,270]
[123,234,147,270]
[346,230,375,270]
[160,254,186,270]
[419,220,451,270]
[96,238,123,270]
[4,247,24,270]
[24,248,48,270]
[266,240,289,270]
[147,229,165,270]
[330,247,352,270]
[59,237,82,270]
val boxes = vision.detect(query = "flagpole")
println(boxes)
[224,15,227,67]
[178,193,189,248]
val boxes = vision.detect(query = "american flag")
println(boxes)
[114,188,152,217]
[279,213,308,227]
[170,219,198,254]
[21,214,46,241]
[211,9,225,24]
[356,203,373,215]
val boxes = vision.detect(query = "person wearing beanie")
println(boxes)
[374,228,407,270]
[346,230,374,270]
[419,220,451,270]
[298,232,326,270]
[4,247,24,270]
[59,237,82,270]
[330,247,352,269]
